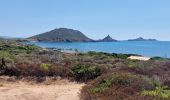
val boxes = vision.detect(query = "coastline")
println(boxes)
[27,41,170,58]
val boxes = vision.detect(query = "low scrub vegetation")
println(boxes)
[40,63,51,71]
[0,51,15,62]
[0,40,170,100]
[69,64,101,82]
[0,43,40,55]
[87,51,139,59]
[142,86,170,99]
[81,72,157,100]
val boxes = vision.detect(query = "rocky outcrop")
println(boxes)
[96,35,117,42]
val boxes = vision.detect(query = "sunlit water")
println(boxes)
[30,41,170,57]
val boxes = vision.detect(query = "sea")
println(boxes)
[29,41,170,58]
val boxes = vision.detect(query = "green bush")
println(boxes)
[142,86,170,99]
[0,51,15,62]
[81,72,155,100]
[70,64,101,82]
[127,60,140,68]
[89,73,143,94]
[0,44,40,55]
[89,78,112,93]
[87,51,139,59]
[40,63,51,71]
[25,45,41,53]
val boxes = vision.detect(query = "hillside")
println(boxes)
[29,28,93,42]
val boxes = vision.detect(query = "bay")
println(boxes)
[30,41,170,58]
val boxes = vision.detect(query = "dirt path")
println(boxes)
[0,77,84,100]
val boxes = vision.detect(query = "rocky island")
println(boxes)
[97,35,117,42]
[128,37,157,41]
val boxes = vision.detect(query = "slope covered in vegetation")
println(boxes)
[0,40,170,100]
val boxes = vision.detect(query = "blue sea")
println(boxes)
[30,41,170,58]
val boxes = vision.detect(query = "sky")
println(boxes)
[0,0,170,41]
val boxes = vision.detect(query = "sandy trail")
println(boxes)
[0,77,84,100]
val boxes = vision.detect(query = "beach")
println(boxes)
[128,56,150,61]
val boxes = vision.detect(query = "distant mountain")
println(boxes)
[0,36,10,39]
[0,37,4,40]
[96,35,117,42]
[29,28,93,42]
[0,36,15,40]
[128,37,157,41]
[0,36,23,40]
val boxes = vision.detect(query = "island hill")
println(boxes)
[29,28,117,42]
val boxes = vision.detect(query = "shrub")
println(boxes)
[87,51,139,59]
[164,81,170,88]
[40,63,51,71]
[69,64,101,82]
[127,60,140,68]
[81,72,155,100]
[112,53,132,59]
[3,66,21,76]
[3,63,66,78]
[0,44,40,55]
[0,58,6,69]
[142,86,170,99]
[25,45,41,54]
[0,51,15,62]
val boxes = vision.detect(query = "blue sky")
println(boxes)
[0,0,170,40]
